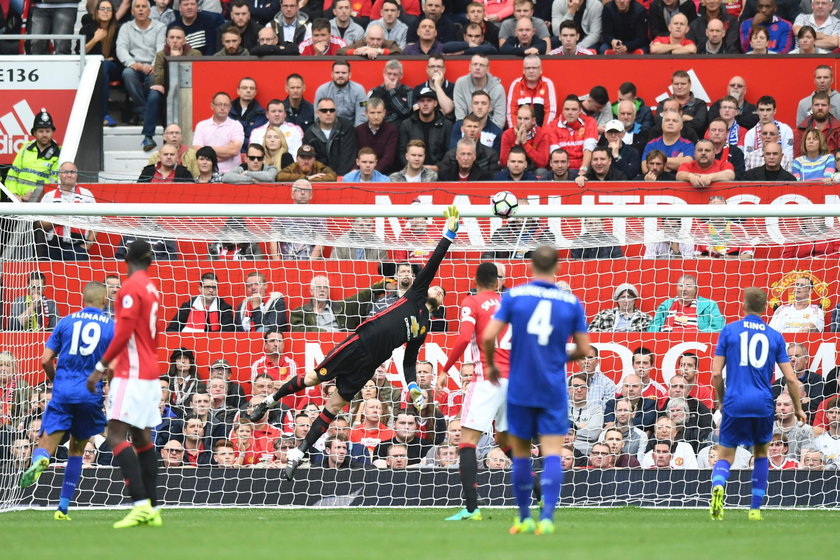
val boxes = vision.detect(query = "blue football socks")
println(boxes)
[512,457,534,522]
[539,456,562,521]
[751,457,769,510]
[58,456,83,514]
[711,459,732,488]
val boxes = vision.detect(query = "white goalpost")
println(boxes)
[1,200,839,512]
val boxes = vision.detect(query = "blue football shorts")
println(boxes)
[506,401,570,441]
[718,414,774,448]
[41,400,107,440]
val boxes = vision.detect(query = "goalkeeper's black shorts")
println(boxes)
[314,333,376,401]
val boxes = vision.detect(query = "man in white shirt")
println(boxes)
[770,276,825,332]
[37,161,97,260]
[250,99,304,159]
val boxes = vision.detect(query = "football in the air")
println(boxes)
[491,191,519,218]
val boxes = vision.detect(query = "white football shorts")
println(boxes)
[107,377,162,429]
[461,378,508,434]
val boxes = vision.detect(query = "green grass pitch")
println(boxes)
[2,508,838,560]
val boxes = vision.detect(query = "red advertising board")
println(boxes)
[190,56,829,130]
[0,58,81,164]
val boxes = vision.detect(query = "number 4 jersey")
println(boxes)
[715,314,789,418]
[494,280,587,409]
[46,308,115,404]
[101,269,161,381]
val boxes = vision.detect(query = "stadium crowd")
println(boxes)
[2,0,840,486]
[2,270,840,472]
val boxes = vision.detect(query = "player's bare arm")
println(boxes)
[482,318,506,384]
[779,361,808,424]
[568,331,592,362]
[712,355,726,409]
[40,347,56,382]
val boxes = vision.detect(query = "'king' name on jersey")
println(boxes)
[715,314,789,418]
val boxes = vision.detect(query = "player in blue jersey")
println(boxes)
[483,246,591,536]
[18,282,115,520]
[709,287,806,521]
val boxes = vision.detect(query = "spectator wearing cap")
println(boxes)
[302,97,358,176]
[276,144,338,182]
[5,109,61,202]
[676,139,736,187]
[355,97,399,174]
[398,87,453,170]
[599,119,641,179]
[208,358,247,409]
[589,283,652,332]
[506,54,557,128]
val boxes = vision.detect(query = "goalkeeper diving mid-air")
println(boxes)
[249,206,461,479]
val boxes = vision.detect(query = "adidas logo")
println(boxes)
[0,99,36,155]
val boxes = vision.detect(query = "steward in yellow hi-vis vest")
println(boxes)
[6,108,60,201]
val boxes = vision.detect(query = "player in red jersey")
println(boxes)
[87,240,163,529]
[441,262,510,521]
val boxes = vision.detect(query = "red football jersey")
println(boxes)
[459,291,510,380]
[102,269,161,380]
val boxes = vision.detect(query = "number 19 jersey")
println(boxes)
[102,269,161,381]
[494,280,587,409]
[46,307,115,404]
[715,314,789,418]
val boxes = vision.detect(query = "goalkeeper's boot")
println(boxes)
[283,447,304,480]
[444,508,482,521]
[18,456,49,488]
[54,510,72,521]
[113,501,156,529]
[509,517,536,535]
[248,399,274,423]
[747,509,763,521]
[145,508,163,527]
[709,485,725,521]
[535,519,555,536]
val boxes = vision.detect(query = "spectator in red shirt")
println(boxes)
[246,395,282,458]
[677,352,716,410]
[769,433,800,469]
[650,13,697,54]
[631,346,666,399]
[546,94,598,172]
[349,398,395,452]
[298,18,347,55]
[138,143,194,182]
[500,104,549,173]
[676,139,736,187]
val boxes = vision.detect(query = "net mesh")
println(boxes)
[1,183,839,512]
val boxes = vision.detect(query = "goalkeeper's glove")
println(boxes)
[442,205,460,241]
[407,382,426,410]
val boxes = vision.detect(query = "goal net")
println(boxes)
[1,180,839,511]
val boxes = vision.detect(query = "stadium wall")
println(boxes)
[18,468,840,508]
[186,56,831,133]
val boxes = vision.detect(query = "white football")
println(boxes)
[491,191,519,218]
